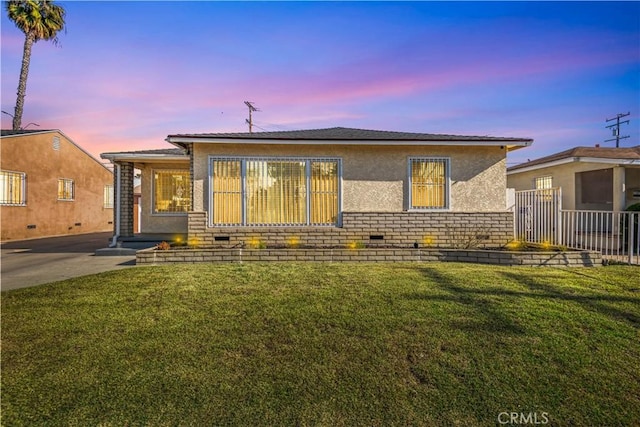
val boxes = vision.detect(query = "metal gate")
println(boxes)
[513,188,562,245]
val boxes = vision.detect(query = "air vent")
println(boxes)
[27,224,36,229]
[214,236,230,241]
[369,235,384,240]
[75,222,82,226]
[53,136,60,150]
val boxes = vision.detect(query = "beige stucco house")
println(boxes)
[101,127,532,248]
[1,129,114,241]
[507,145,640,211]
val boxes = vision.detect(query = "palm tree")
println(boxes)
[6,0,65,130]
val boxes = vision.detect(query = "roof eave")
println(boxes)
[166,135,532,148]
[101,153,190,163]
[507,156,640,174]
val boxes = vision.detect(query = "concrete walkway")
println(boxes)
[1,232,136,291]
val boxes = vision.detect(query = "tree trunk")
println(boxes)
[13,31,36,131]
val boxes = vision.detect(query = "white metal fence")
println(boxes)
[514,188,562,245]
[514,188,640,264]
[561,210,639,264]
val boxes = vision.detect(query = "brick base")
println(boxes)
[137,247,602,267]
[187,211,514,249]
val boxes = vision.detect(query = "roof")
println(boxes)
[1,129,56,137]
[166,126,532,150]
[508,145,640,174]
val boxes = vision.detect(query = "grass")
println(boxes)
[2,263,639,426]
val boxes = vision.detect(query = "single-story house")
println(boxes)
[101,127,532,248]
[507,145,640,211]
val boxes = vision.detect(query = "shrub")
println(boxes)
[156,241,171,251]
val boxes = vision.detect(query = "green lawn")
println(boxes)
[2,263,639,426]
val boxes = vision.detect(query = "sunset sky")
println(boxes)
[1,1,639,166]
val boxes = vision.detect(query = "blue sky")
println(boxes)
[1,1,639,165]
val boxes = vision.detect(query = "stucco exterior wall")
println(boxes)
[137,162,189,234]
[1,131,113,241]
[192,143,508,214]
[507,162,640,210]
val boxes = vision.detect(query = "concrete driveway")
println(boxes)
[1,232,136,291]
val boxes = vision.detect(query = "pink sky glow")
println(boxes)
[1,1,639,167]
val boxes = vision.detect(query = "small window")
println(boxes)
[104,185,114,208]
[534,175,553,190]
[58,178,74,201]
[153,170,191,214]
[409,158,449,210]
[0,170,26,205]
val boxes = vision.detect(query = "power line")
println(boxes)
[605,112,630,147]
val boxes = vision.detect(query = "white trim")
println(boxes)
[169,136,530,149]
[101,153,189,162]
[508,156,640,175]
[408,157,451,211]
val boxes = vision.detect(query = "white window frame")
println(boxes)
[208,156,342,227]
[0,170,27,206]
[534,175,553,190]
[103,184,114,208]
[151,169,191,216]
[408,157,451,211]
[57,178,75,201]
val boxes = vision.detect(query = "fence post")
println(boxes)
[629,212,636,265]
[556,187,562,246]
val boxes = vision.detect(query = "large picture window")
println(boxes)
[153,170,191,214]
[211,157,340,226]
[0,170,26,205]
[409,158,449,210]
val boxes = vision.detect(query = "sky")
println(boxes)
[1,1,639,166]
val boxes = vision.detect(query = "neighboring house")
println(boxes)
[1,129,114,241]
[507,145,640,211]
[101,127,532,248]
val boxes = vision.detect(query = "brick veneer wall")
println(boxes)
[137,247,602,267]
[117,162,135,237]
[187,211,514,249]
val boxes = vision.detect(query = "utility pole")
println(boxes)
[605,112,630,147]
[244,101,259,133]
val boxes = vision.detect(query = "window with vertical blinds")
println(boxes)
[153,170,191,214]
[210,157,340,226]
[410,158,449,209]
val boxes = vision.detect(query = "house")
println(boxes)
[101,127,532,248]
[0,129,114,241]
[507,145,640,211]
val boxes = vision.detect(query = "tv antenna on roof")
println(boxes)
[605,112,630,147]
[244,101,260,133]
